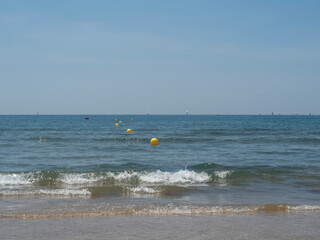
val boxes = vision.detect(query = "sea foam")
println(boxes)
[59,170,211,185]
[139,170,210,184]
[127,186,162,194]
[214,170,233,178]
[0,173,33,186]
[0,170,212,188]
[0,189,91,197]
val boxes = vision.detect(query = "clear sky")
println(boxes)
[1,0,319,115]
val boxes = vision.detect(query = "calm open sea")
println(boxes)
[0,115,319,218]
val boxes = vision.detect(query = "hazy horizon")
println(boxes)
[0,113,317,116]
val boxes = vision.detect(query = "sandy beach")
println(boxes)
[1,213,320,240]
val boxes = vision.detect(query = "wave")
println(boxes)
[0,170,215,188]
[214,170,233,178]
[0,189,91,198]
[0,173,34,185]
[1,163,317,189]
[1,204,320,219]
[59,170,212,185]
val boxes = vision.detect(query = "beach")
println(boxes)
[1,213,320,240]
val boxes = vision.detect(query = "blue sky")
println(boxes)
[1,0,319,114]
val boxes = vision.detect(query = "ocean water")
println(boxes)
[0,115,320,218]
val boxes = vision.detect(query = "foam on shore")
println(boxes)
[1,204,320,219]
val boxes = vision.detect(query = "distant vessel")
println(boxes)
[186,111,189,116]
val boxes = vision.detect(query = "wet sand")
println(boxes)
[1,213,320,240]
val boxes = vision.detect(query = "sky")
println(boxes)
[0,0,319,115]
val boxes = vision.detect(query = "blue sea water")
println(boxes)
[0,115,320,217]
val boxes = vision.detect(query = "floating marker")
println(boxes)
[85,117,89,120]
[150,138,159,146]
[127,129,132,133]
[115,123,119,126]
[115,119,118,122]
[119,121,122,124]
[131,118,133,120]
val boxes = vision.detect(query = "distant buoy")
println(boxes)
[115,119,118,122]
[131,118,133,120]
[127,129,132,133]
[150,138,159,146]
[85,117,89,120]
[115,123,119,126]
[119,121,122,124]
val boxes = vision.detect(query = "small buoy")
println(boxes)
[85,117,89,120]
[119,121,122,124]
[115,123,119,126]
[127,129,132,133]
[131,118,133,120]
[150,138,159,146]
[115,119,118,122]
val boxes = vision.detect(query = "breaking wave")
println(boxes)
[0,170,214,187]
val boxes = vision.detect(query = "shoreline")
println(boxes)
[1,203,320,219]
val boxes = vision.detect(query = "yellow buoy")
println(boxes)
[150,138,159,146]
[131,118,133,120]
[127,129,132,133]
[115,119,117,122]
[119,121,122,124]
[115,123,119,126]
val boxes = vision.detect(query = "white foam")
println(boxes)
[0,173,33,186]
[139,170,210,184]
[39,189,91,196]
[127,186,162,194]
[288,205,320,211]
[59,170,211,186]
[0,189,91,197]
[143,205,256,215]
[214,171,233,178]
[60,173,104,185]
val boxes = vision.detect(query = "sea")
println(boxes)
[0,115,320,218]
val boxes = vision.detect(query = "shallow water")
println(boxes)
[0,115,319,217]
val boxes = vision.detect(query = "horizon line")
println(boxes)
[0,113,318,116]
